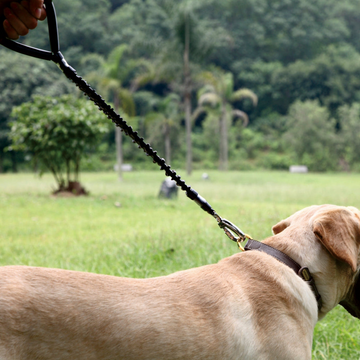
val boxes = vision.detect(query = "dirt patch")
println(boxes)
[52,181,88,197]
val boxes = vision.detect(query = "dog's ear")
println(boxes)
[272,218,291,235]
[312,208,360,272]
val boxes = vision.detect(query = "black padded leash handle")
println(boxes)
[0,0,249,245]
[0,0,58,60]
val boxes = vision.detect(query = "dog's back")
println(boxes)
[0,257,314,360]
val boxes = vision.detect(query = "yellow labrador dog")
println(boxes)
[0,204,359,360]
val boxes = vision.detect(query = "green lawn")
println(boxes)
[0,170,359,359]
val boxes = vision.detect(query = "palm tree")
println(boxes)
[180,1,195,176]
[83,45,137,181]
[176,0,222,175]
[196,68,258,170]
[138,0,225,175]
[144,93,181,165]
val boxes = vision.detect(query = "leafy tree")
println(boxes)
[196,69,257,170]
[8,95,109,193]
[109,0,130,11]
[336,0,360,54]
[271,45,360,116]
[284,100,338,171]
[235,60,283,117]
[24,0,113,59]
[0,50,74,173]
[204,0,351,66]
[338,103,360,171]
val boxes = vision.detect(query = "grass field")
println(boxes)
[0,170,359,359]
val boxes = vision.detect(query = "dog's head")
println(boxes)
[272,205,360,319]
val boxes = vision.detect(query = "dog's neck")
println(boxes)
[244,239,323,312]
[261,229,357,319]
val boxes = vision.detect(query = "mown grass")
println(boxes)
[0,170,359,359]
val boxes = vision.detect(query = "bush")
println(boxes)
[9,95,110,191]
[257,152,294,170]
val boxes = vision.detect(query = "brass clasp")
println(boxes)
[215,215,252,251]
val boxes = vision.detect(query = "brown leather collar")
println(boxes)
[244,239,323,312]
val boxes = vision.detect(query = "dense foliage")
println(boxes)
[8,95,109,190]
[2,0,360,172]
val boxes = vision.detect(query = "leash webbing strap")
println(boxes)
[0,0,249,245]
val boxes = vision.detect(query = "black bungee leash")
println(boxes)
[0,0,251,249]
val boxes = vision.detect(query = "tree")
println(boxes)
[24,0,113,61]
[0,49,74,173]
[196,69,257,170]
[204,0,351,67]
[145,93,181,165]
[283,100,338,171]
[109,0,227,175]
[271,44,360,117]
[109,0,130,11]
[179,1,193,175]
[83,45,136,181]
[8,95,109,193]
[338,103,360,171]
[6,0,360,173]
[168,0,227,175]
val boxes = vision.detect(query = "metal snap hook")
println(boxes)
[215,215,251,251]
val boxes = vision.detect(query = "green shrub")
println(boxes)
[8,95,110,190]
[284,100,338,172]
